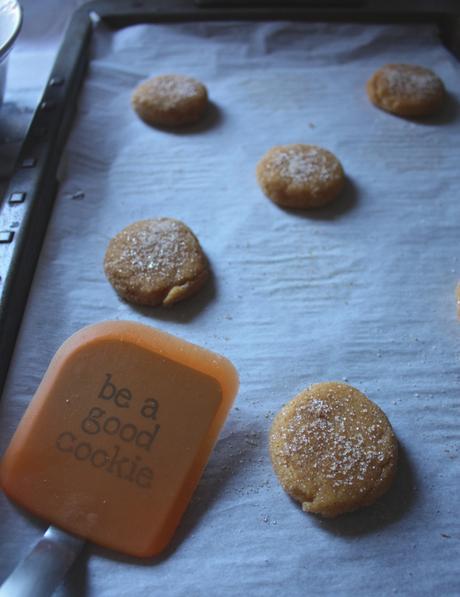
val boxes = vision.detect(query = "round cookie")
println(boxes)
[104,218,209,307]
[366,63,445,117]
[256,144,345,209]
[269,382,398,517]
[131,74,208,127]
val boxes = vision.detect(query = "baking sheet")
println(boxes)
[1,18,460,596]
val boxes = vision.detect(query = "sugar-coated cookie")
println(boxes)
[131,74,208,127]
[104,218,209,306]
[366,64,445,117]
[256,144,345,209]
[269,382,398,517]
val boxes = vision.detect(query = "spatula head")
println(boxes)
[1,321,238,557]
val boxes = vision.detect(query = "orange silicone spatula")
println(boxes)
[0,321,239,595]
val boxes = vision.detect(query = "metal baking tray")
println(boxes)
[0,0,459,397]
[1,2,460,595]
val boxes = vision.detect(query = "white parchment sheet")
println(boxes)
[1,20,460,596]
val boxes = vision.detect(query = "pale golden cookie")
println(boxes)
[269,382,398,517]
[131,74,208,127]
[104,218,209,307]
[256,144,345,209]
[367,64,445,117]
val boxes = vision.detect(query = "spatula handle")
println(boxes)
[0,526,84,597]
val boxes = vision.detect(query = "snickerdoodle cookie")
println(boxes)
[131,74,208,127]
[256,144,345,209]
[367,64,445,117]
[104,218,209,307]
[269,382,397,517]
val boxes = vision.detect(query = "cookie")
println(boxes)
[366,64,445,117]
[269,382,398,517]
[131,74,208,127]
[104,218,209,307]
[256,144,345,209]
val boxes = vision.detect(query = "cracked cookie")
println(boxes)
[104,218,209,307]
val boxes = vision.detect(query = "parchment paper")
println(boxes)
[1,18,460,596]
